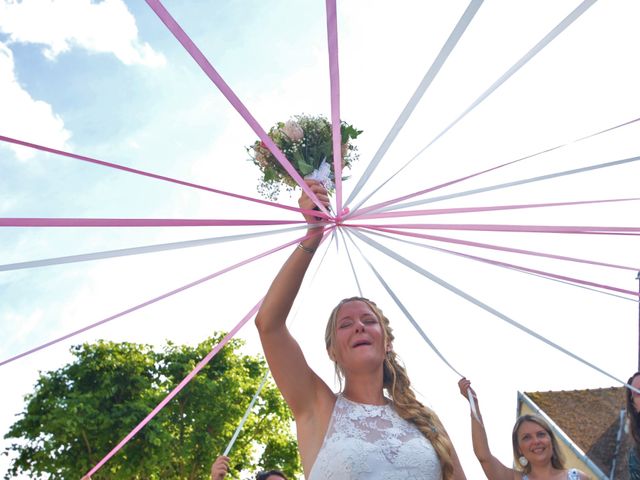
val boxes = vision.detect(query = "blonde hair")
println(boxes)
[325,297,455,480]
[511,415,565,474]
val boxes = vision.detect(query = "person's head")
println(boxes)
[511,414,564,473]
[325,297,391,382]
[627,372,640,414]
[626,372,640,446]
[325,297,456,480]
[255,470,286,480]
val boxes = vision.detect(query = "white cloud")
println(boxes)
[0,0,165,67]
[0,41,70,160]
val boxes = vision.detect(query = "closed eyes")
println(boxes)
[338,315,378,329]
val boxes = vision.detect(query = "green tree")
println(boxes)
[3,334,301,480]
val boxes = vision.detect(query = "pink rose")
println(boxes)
[281,120,304,141]
[341,142,349,158]
[255,149,269,168]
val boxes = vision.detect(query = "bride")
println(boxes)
[255,180,467,479]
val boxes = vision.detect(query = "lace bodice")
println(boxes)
[307,394,442,480]
[522,468,579,480]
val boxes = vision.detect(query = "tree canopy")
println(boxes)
[3,334,301,480]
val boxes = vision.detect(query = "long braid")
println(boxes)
[326,297,455,480]
[382,332,455,480]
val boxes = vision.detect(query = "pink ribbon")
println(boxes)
[0,134,327,219]
[145,0,330,217]
[81,227,334,477]
[82,300,263,479]
[325,0,343,215]
[348,116,640,219]
[0,218,306,227]
[376,228,640,297]
[0,228,326,367]
[352,197,640,221]
[359,227,639,297]
[346,222,640,235]
[363,226,639,272]
[349,159,520,219]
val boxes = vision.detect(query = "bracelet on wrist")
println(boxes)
[297,243,316,254]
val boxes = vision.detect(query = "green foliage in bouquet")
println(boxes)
[247,114,362,200]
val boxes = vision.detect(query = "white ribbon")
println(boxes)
[467,388,481,424]
[345,228,480,423]
[221,232,334,457]
[372,154,640,215]
[347,0,597,215]
[305,159,334,191]
[339,229,363,297]
[223,371,269,456]
[344,0,484,210]
[0,225,308,272]
[350,228,629,388]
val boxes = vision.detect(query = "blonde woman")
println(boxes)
[255,180,466,479]
[458,378,590,480]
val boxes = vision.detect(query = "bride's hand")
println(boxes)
[299,179,330,225]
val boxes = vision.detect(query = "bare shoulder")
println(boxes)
[296,384,337,475]
[297,376,336,422]
[511,469,524,480]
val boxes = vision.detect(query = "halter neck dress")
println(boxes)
[307,394,442,479]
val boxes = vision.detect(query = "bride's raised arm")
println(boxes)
[255,180,334,420]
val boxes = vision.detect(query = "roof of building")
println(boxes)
[523,386,631,479]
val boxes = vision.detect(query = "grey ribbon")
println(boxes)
[0,225,307,272]
[348,0,597,214]
[344,0,484,209]
[350,228,628,387]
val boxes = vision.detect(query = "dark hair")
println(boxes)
[511,414,565,474]
[256,470,287,480]
[627,372,640,450]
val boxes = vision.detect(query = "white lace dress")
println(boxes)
[307,394,442,480]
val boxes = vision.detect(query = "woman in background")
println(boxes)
[458,377,589,480]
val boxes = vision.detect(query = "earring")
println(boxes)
[518,456,528,467]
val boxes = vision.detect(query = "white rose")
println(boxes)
[281,120,304,141]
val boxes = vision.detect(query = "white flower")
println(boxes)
[281,120,304,141]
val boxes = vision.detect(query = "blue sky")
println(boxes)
[1,1,640,478]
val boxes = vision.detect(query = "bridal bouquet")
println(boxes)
[247,114,362,200]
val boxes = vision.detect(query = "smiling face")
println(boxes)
[326,299,389,377]
[511,415,564,472]
[516,421,552,464]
